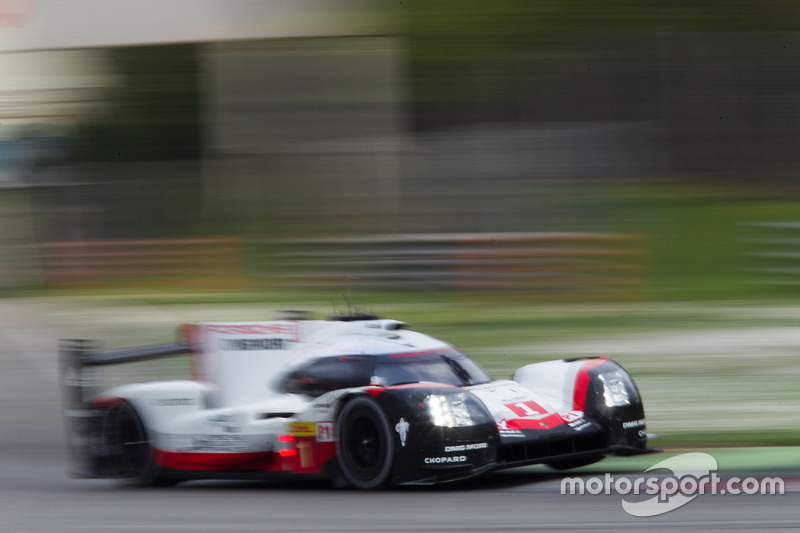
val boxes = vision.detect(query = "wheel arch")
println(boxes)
[94,380,212,437]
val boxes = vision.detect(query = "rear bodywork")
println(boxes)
[60,316,657,487]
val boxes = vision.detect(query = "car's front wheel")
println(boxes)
[335,396,394,489]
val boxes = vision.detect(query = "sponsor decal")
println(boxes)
[288,422,316,437]
[558,410,592,431]
[316,422,334,442]
[623,418,646,430]
[208,414,237,423]
[444,442,488,452]
[425,456,468,464]
[500,394,529,403]
[467,383,499,393]
[206,413,241,433]
[151,398,197,406]
[219,338,288,351]
[559,410,584,423]
[568,419,592,431]
[187,434,248,452]
[498,429,526,438]
[395,417,410,447]
[205,324,297,336]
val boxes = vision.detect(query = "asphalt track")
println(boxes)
[2,299,800,532]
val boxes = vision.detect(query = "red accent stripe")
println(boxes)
[387,383,458,390]
[364,382,458,397]
[152,448,276,471]
[386,348,450,358]
[571,357,608,410]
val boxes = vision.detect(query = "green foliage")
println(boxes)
[403,0,800,127]
[405,0,800,45]
[73,44,201,162]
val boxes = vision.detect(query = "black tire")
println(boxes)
[335,396,394,490]
[102,401,175,486]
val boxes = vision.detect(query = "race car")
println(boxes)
[59,313,657,489]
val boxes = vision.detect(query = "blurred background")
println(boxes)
[2,0,800,446]
[2,0,800,298]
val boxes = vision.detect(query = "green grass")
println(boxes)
[562,184,800,301]
[655,430,800,449]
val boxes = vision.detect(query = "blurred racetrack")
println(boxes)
[2,297,799,532]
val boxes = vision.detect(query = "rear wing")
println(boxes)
[59,339,191,476]
[60,338,190,417]
[60,338,190,419]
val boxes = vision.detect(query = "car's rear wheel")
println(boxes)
[335,396,394,489]
[102,401,175,486]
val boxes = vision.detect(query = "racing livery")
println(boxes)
[59,314,657,489]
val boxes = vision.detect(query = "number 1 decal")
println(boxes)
[505,400,547,417]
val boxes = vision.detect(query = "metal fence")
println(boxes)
[36,232,650,299]
[44,238,244,289]
[744,223,800,287]
[255,232,650,299]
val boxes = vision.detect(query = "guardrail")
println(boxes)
[45,237,243,288]
[259,232,650,299]
[43,233,650,299]
[744,222,800,287]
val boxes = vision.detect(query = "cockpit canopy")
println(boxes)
[280,347,492,398]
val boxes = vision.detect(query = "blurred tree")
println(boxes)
[53,44,203,241]
[403,0,800,130]
[73,44,200,162]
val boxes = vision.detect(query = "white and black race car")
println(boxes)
[60,313,657,489]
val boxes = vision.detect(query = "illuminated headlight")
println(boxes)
[424,392,490,428]
[597,370,637,407]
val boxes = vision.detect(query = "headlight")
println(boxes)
[424,392,490,428]
[597,370,638,407]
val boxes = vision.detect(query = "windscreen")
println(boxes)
[371,348,492,387]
